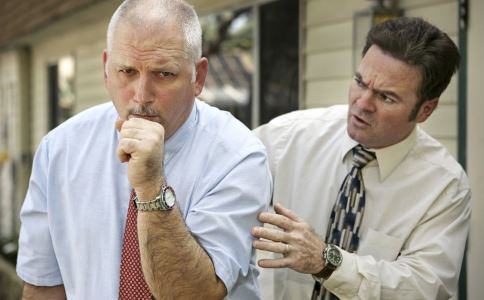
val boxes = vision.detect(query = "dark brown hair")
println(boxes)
[363,17,460,119]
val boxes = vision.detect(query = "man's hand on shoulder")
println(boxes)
[252,203,326,274]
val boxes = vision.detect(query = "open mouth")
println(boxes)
[352,114,370,127]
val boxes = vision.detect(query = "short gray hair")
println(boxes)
[106,0,202,63]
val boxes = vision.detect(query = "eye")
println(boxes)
[157,71,174,78]
[119,68,136,76]
[354,76,364,87]
[380,93,397,104]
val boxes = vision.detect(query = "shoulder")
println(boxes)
[266,104,347,127]
[50,102,116,134]
[254,105,348,149]
[412,127,470,188]
[43,102,117,149]
[196,100,265,155]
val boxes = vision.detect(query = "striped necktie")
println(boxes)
[313,145,376,300]
[118,190,153,299]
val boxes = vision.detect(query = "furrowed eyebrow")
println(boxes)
[374,87,401,101]
[354,72,366,87]
[117,64,134,69]
[354,72,402,102]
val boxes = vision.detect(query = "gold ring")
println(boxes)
[286,244,290,253]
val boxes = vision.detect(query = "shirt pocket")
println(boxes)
[357,227,404,261]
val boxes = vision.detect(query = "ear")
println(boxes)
[193,57,208,96]
[416,98,438,123]
[102,50,109,83]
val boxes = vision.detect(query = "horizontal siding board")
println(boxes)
[419,103,457,139]
[400,0,454,10]
[405,2,458,35]
[306,0,368,27]
[439,76,457,104]
[305,78,351,108]
[306,21,352,53]
[305,50,352,80]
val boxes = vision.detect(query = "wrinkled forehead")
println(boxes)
[112,19,188,57]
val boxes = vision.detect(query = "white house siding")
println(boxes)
[0,49,29,239]
[467,0,484,298]
[30,16,112,148]
[303,0,367,109]
[75,36,110,113]
[302,0,459,157]
[0,51,17,240]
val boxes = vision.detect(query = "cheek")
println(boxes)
[157,82,192,102]
[119,87,133,101]
[377,110,406,130]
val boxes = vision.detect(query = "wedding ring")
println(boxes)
[286,244,290,254]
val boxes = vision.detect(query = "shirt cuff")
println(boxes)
[323,249,360,297]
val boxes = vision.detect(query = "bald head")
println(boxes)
[106,0,202,63]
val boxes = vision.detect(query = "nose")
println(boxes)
[134,75,155,105]
[356,89,376,113]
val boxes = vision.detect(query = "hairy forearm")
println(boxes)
[138,207,227,299]
[22,283,66,300]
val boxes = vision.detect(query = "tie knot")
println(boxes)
[352,145,376,169]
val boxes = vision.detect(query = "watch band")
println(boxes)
[312,244,342,281]
[134,194,169,211]
[313,263,336,280]
[134,185,176,211]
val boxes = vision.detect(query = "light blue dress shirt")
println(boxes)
[17,99,272,299]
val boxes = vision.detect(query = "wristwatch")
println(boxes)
[313,244,343,281]
[135,185,176,211]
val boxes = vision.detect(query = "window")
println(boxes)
[200,0,299,128]
[48,56,75,129]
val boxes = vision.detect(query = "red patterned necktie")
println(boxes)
[118,190,153,299]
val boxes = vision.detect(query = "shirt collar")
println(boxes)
[164,101,198,164]
[341,127,417,181]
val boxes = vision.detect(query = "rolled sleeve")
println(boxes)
[16,137,63,286]
[185,147,272,295]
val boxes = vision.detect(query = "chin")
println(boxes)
[347,128,371,147]
[347,126,361,142]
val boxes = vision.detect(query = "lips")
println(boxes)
[128,114,159,122]
[351,114,371,127]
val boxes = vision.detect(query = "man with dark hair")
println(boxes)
[252,17,470,299]
[16,0,271,299]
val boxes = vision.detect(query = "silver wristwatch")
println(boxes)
[135,185,176,211]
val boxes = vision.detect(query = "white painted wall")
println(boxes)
[0,49,28,238]
[25,0,121,148]
[466,0,484,297]
[0,51,18,239]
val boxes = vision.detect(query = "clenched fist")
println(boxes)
[116,117,165,200]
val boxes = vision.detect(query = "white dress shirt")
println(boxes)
[254,105,471,300]
[17,100,272,299]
